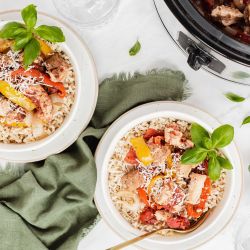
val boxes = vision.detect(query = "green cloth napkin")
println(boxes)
[0,69,190,250]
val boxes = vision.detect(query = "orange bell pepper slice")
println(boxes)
[137,188,149,206]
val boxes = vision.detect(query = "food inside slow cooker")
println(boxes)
[191,0,250,44]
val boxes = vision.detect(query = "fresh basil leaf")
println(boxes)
[13,32,32,51]
[21,4,37,29]
[242,116,250,126]
[24,38,40,68]
[217,156,233,170]
[35,25,65,42]
[225,92,245,102]
[0,22,25,39]
[181,147,208,165]
[211,124,234,148]
[191,123,210,147]
[208,156,221,181]
[129,40,141,56]
[203,137,213,149]
[232,71,250,79]
[208,150,216,158]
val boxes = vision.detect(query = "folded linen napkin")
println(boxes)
[0,69,190,250]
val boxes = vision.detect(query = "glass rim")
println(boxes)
[52,0,120,27]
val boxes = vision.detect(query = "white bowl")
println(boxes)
[94,101,242,250]
[0,10,98,163]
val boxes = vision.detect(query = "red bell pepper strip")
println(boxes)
[11,68,66,98]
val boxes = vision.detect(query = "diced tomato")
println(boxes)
[166,216,190,230]
[124,147,138,165]
[143,128,164,140]
[186,177,211,219]
[139,208,156,225]
[137,188,149,206]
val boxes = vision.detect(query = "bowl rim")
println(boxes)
[0,10,99,162]
[94,101,243,250]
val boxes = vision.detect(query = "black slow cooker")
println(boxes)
[154,0,250,84]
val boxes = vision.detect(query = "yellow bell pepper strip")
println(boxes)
[167,155,173,169]
[130,136,153,166]
[1,121,27,128]
[0,80,36,111]
[147,175,165,194]
[37,39,53,57]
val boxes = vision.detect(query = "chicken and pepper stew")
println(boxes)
[192,0,250,44]
[0,39,75,143]
[108,118,226,234]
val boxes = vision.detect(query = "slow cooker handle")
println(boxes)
[187,45,212,71]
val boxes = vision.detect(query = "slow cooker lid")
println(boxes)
[165,0,250,65]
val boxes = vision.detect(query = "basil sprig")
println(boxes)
[0,4,65,67]
[181,123,234,181]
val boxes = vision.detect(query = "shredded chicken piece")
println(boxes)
[211,5,244,26]
[0,97,26,123]
[186,173,207,205]
[244,4,250,25]
[164,124,193,149]
[147,141,171,167]
[45,52,70,82]
[23,85,53,123]
[153,180,185,213]
[121,169,144,192]
[176,164,197,179]
[233,0,245,11]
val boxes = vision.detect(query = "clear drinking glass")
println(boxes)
[52,0,120,28]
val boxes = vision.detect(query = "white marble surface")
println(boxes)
[1,0,250,249]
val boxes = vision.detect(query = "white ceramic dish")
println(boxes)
[94,101,242,250]
[0,10,98,163]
